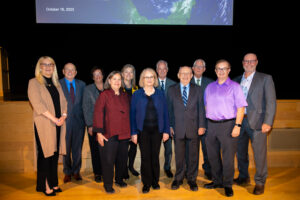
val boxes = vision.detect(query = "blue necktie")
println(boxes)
[161,80,165,91]
[182,86,187,106]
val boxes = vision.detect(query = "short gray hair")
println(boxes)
[156,60,168,70]
[193,59,206,68]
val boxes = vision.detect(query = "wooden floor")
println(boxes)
[1,168,300,200]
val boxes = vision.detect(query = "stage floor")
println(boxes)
[0,168,299,200]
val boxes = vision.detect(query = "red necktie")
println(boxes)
[70,83,75,104]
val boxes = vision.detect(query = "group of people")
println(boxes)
[28,53,276,197]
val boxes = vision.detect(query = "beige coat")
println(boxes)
[28,78,67,158]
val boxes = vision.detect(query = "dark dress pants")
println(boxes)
[163,138,173,171]
[99,136,129,188]
[206,120,237,187]
[128,141,137,170]
[87,129,102,176]
[237,119,268,185]
[138,126,162,186]
[35,125,60,192]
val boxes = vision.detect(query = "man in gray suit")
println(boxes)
[156,60,176,178]
[60,63,86,183]
[233,53,276,195]
[191,59,213,180]
[168,66,206,191]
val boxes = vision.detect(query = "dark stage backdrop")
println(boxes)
[0,1,297,99]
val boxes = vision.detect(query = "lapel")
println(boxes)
[175,84,185,107]
[186,84,196,108]
[74,79,79,103]
[247,72,259,99]
[61,79,72,103]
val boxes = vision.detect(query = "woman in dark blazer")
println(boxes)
[93,71,131,194]
[130,68,170,193]
[28,56,67,196]
[82,66,104,182]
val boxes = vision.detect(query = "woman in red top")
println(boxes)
[93,71,130,194]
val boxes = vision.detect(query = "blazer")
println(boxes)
[157,77,176,97]
[167,83,206,139]
[82,83,101,128]
[234,72,276,130]
[190,76,214,94]
[60,78,86,131]
[28,78,67,158]
[130,88,170,135]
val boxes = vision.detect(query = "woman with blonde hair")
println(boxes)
[28,56,67,196]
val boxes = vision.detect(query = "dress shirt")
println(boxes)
[180,83,190,98]
[64,78,76,95]
[158,78,166,90]
[194,77,202,86]
[204,78,248,120]
[240,71,255,114]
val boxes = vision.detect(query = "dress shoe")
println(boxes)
[171,180,183,190]
[152,182,160,190]
[142,185,150,193]
[233,177,250,185]
[129,168,140,176]
[53,187,62,193]
[253,184,265,195]
[63,175,71,183]
[73,173,82,181]
[187,181,198,191]
[124,172,130,180]
[104,186,115,194]
[95,175,102,183]
[204,182,223,189]
[165,169,173,178]
[43,190,56,196]
[224,187,234,197]
[115,180,127,188]
[204,172,212,180]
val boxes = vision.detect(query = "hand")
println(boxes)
[262,123,272,133]
[231,126,240,138]
[162,133,169,142]
[97,133,108,147]
[170,127,174,137]
[131,135,138,144]
[88,127,93,136]
[198,128,206,135]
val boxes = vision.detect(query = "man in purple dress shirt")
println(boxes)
[203,59,247,197]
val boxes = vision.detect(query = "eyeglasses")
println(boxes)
[40,63,54,67]
[144,76,154,80]
[243,60,257,64]
[193,65,205,69]
[216,67,229,72]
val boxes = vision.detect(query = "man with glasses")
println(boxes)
[233,53,276,195]
[204,59,247,197]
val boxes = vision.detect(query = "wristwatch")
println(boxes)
[235,123,242,127]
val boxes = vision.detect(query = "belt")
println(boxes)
[208,118,235,123]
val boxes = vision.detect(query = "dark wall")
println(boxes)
[0,1,297,99]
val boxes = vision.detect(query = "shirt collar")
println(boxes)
[242,71,256,81]
[159,78,166,82]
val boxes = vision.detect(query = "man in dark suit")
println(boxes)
[60,63,86,183]
[233,53,276,195]
[156,60,176,178]
[190,59,213,180]
[168,66,206,191]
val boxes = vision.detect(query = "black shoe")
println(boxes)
[104,186,115,194]
[115,180,127,188]
[204,172,212,180]
[95,175,102,183]
[124,172,130,180]
[129,168,140,176]
[171,180,183,190]
[165,169,173,178]
[53,187,62,193]
[253,184,265,195]
[233,177,250,185]
[43,190,56,196]
[204,182,223,189]
[152,182,160,190]
[142,185,150,193]
[224,187,233,197]
[187,181,198,191]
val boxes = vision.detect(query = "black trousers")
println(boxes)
[205,120,237,187]
[99,136,129,188]
[138,126,162,186]
[87,130,102,176]
[127,141,137,170]
[35,125,60,192]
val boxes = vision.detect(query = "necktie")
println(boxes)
[70,83,75,104]
[196,79,200,86]
[182,86,187,106]
[161,80,165,91]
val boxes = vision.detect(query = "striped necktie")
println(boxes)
[182,86,187,106]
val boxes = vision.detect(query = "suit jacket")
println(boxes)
[60,78,86,131]
[234,72,276,130]
[190,76,214,94]
[167,83,206,139]
[157,77,176,97]
[28,78,67,158]
[82,83,101,128]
